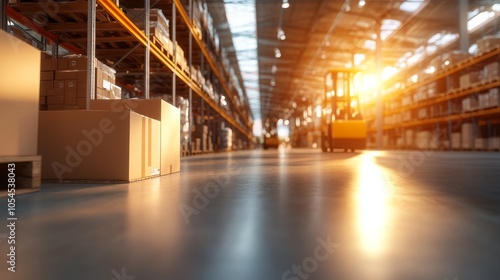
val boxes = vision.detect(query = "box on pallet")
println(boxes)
[474,138,487,150]
[483,62,500,81]
[462,96,479,112]
[416,131,431,149]
[461,123,479,150]
[489,137,500,151]
[451,133,461,149]
[478,92,489,109]
[489,88,500,108]
[476,35,500,54]
[441,50,470,69]
[459,72,482,89]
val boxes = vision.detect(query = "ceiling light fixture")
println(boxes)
[282,0,290,9]
[345,3,351,12]
[275,48,282,58]
[271,79,276,87]
[358,0,366,8]
[277,27,286,40]
[272,65,278,73]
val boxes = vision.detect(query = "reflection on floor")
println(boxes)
[1,149,500,280]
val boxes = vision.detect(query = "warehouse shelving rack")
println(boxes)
[6,0,254,155]
[363,45,500,150]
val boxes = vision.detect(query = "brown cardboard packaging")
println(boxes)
[47,95,64,105]
[55,70,79,80]
[64,91,77,106]
[39,80,53,96]
[65,80,77,93]
[41,58,57,71]
[0,29,40,156]
[90,99,180,175]
[40,71,54,81]
[38,110,161,181]
[77,97,87,108]
[54,80,65,90]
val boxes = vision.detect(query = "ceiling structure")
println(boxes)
[211,0,500,132]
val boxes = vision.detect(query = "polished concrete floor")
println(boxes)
[1,149,500,280]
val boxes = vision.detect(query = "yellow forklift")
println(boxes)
[321,69,367,152]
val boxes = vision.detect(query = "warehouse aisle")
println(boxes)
[1,149,500,280]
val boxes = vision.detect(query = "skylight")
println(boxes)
[224,0,261,135]
[399,0,425,13]
[381,19,401,40]
[468,11,496,31]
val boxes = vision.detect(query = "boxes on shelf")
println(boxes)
[451,132,461,149]
[126,8,169,40]
[474,138,487,150]
[417,108,428,119]
[459,71,482,89]
[38,110,161,181]
[461,123,479,150]
[489,88,500,108]
[416,131,431,149]
[483,61,500,81]
[427,81,446,98]
[404,129,414,148]
[478,92,489,109]
[462,95,479,112]
[476,35,500,54]
[402,95,412,106]
[441,50,470,69]
[39,56,120,110]
[489,137,500,151]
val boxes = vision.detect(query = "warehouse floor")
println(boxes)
[1,149,500,280]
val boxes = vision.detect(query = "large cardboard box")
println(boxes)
[0,29,40,156]
[38,110,161,181]
[90,99,180,175]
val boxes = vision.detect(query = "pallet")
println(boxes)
[0,155,41,196]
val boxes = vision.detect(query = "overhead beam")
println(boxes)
[45,22,124,32]
[62,35,138,43]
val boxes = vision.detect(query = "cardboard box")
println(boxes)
[484,62,500,81]
[47,95,64,105]
[77,97,87,109]
[40,70,54,81]
[64,91,77,106]
[459,72,481,89]
[46,88,64,96]
[47,104,64,110]
[41,58,57,71]
[0,29,40,156]
[90,99,180,175]
[55,70,79,80]
[65,79,77,93]
[54,80,65,90]
[39,80,53,96]
[38,110,161,181]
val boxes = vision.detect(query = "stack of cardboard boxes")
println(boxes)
[39,55,120,110]
[127,8,173,56]
[477,35,500,54]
